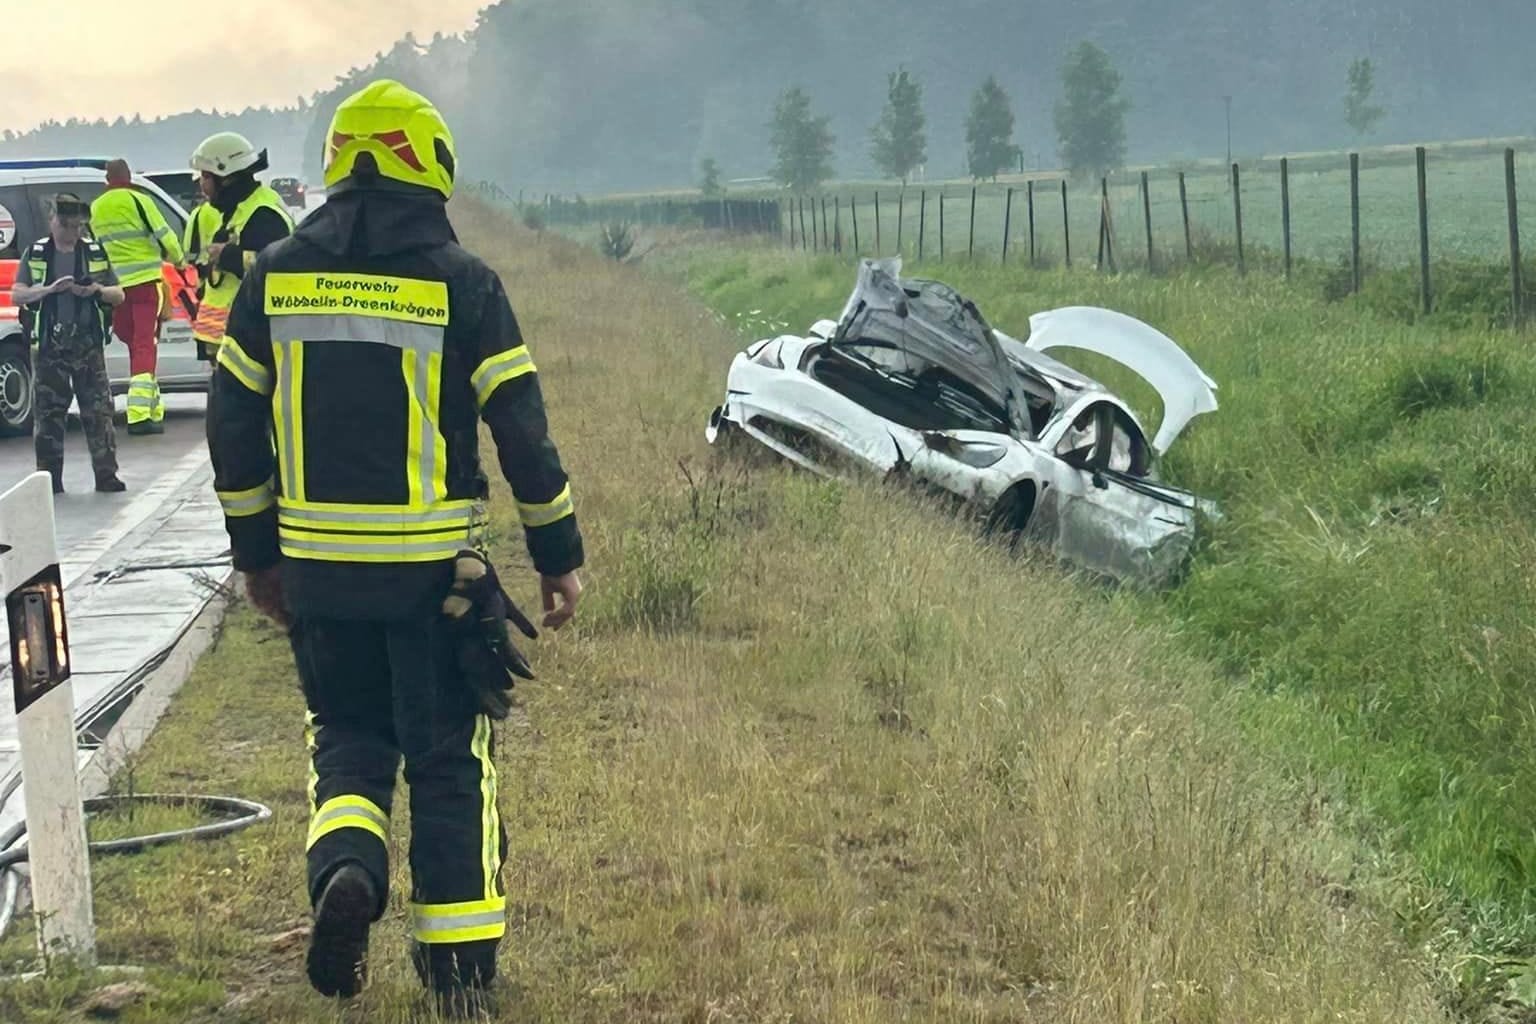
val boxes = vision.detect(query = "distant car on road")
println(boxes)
[142,169,204,212]
[0,159,203,438]
[270,176,307,209]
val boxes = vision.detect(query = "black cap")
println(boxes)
[52,192,89,218]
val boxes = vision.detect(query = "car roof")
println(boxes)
[0,166,190,218]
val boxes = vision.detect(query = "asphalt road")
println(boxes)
[0,394,210,555]
[0,188,327,552]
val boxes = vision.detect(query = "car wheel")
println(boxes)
[0,342,34,438]
[982,482,1037,555]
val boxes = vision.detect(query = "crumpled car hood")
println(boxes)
[833,258,1032,438]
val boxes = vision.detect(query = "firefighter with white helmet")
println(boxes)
[186,131,292,361]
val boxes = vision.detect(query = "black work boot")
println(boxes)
[94,471,126,493]
[410,942,499,1020]
[306,863,377,999]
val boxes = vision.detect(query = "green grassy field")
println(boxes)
[678,246,1536,1014]
[538,140,1536,276]
[0,206,1456,1023]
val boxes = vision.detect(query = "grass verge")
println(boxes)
[0,206,1447,1022]
[681,244,1536,1014]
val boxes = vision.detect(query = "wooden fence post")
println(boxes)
[918,190,927,261]
[1416,146,1431,316]
[897,190,905,254]
[851,195,861,253]
[1027,180,1037,266]
[939,192,946,261]
[969,186,978,260]
[1508,148,1524,328]
[1141,171,1154,272]
[1281,157,1292,279]
[1061,180,1071,268]
[799,196,808,252]
[1002,187,1013,265]
[1099,176,1117,273]
[1232,162,1246,275]
[1350,152,1362,293]
[1178,171,1192,262]
[834,195,842,254]
[874,191,882,252]
[821,196,831,252]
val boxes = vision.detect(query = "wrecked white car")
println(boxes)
[704,258,1219,587]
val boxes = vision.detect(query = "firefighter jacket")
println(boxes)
[89,185,185,288]
[191,176,293,352]
[207,188,584,620]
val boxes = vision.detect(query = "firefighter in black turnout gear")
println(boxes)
[205,79,584,1016]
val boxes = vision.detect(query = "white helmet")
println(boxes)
[190,131,266,177]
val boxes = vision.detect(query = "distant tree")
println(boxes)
[965,76,1019,181]
[1054,41,1129,177]
[700,156,724,197]
[870,67,927,184]
[1344,58,1386,139]
[768,86,835,191]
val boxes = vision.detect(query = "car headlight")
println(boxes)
[746,338,785,369]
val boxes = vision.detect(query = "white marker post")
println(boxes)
[0,472,95,967]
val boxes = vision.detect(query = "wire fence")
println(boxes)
[471,144,1533,328]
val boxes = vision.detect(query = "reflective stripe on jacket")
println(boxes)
[205,189,584,618]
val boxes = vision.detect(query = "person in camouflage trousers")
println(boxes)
[11,193,127,494]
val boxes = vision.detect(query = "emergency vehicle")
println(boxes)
[0,159,202,437]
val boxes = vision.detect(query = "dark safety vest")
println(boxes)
[24,237,113,345]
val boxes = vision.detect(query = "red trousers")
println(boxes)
[113,281,163,377]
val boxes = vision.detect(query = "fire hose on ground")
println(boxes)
[0,793,273,943]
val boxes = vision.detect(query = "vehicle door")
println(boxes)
[1040,398,1198,584]
[0,181,38,321]
[794,338,936,478]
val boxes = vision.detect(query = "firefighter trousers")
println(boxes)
[289,614,508,986]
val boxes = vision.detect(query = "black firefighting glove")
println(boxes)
[441,549,539,720]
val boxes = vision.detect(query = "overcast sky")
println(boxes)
[3,0,485,132]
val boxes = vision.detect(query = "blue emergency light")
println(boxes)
[0,158,111,171]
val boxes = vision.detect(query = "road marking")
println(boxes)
[59,445,212,589]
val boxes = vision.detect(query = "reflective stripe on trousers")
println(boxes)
[292,619,508,952]
[125,373,164,424]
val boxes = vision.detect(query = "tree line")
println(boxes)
[745,44,1387,193]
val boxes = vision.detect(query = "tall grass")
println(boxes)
[0,206,1448,1022]
[683,247,1536,1010]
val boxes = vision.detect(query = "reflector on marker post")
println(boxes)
[0,472,95,967]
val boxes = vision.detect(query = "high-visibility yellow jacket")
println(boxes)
[183,201,221,267]
[191,183,292,353]
[89,186,184,288]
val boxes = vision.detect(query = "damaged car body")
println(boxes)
[705,258,1220,588]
